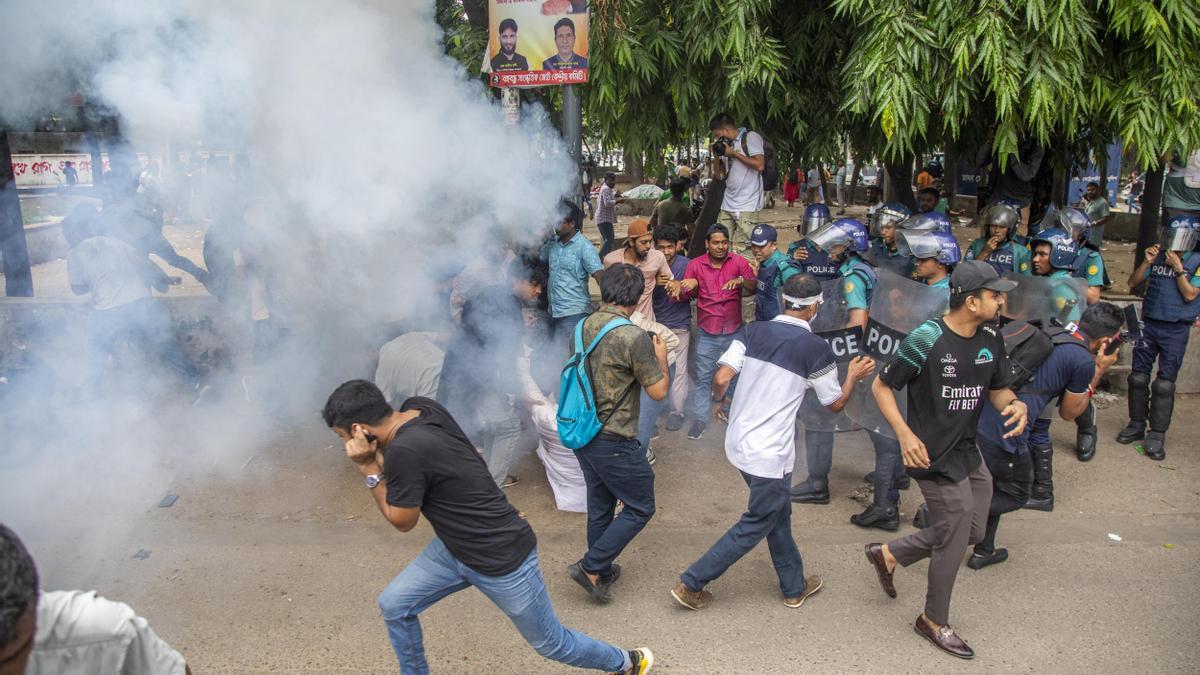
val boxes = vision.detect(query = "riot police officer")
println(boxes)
[868,202,914,277]
[787,204,840,282]
[791,218,905,532]
[968,203,1032,276]
[1117,216,1200,460]
[897,230,960,289]
[749,224,800,322]
[1053,208,1105,461]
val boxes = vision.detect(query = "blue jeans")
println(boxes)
[681,471,806,597]
[378,538,627,673]
[597,222,616,259]
[803,429,903,504]
[574,435,656,575]
[636,363,675,450]
[689,329,736,422]
[552,312,591,351]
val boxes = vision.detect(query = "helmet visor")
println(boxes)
[1161,226,1199,252]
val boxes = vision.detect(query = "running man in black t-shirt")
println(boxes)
[861,260,1028,660]
[323,381,654,674]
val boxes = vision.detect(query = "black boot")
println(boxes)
[1024,444,1054,511]
[1145,379,1175,461]
[1117,372,1150,444]
[790,478,830,504]
[1075,402,1097,462]
[851,501,899,531]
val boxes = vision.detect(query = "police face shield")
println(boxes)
[1000,272,1088,326]
[844,269,951,438]
[895,230,941,261]
[808,222,850,255]
[1160,226,1198,253]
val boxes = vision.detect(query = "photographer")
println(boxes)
[709,113,765,254]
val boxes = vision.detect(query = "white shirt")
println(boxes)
[375,332,445,406]
[28,590,188,675]
[66,237,152,311]
[718,315,842,478]
[721,128,764,213]
[517,345,586,512]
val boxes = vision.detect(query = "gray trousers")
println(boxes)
[888,461,992,626]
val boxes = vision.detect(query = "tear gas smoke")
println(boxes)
[0,0,575,581]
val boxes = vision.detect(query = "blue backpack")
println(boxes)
[557,317,632,449]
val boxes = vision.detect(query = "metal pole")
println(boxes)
[562,84,582,205]
[0,129,34,296]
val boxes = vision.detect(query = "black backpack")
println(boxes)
[741,131,779,192]
[1000,320,1086,391]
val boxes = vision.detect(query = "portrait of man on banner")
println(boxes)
[542,18,588,70]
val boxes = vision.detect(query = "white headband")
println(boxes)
[782,293,823,308]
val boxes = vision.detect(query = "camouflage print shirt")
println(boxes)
[573,305,665,439]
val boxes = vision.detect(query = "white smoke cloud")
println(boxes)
[0,0,574,577]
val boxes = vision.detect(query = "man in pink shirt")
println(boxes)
[677,223,755,439]
[603,217,679,321]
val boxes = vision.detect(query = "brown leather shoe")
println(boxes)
[913,614,975,659]
[670,581,712,610]
[783,574,823,608]
[863,543,896,598]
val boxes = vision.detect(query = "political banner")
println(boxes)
[487,0,589,88]
[797,277,861,433]
[848,269,949,437]
[1001,272,1088,326]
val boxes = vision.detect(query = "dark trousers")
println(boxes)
[888,461,992,626]
[551,312,590,352]
[977,440,1034,555]
[574,435,656,575]
[1132,318,1191,382]
[804,429,904,504]
[681,471,806,597]
[597,222,616,259]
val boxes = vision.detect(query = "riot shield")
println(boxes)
[847,269,950,437]
[1000,273,1087,325]
[798,277,863,432]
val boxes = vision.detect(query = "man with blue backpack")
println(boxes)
[559,263,670,604]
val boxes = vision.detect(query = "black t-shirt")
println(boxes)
[880,318,1013,483]
[383,397,536,576]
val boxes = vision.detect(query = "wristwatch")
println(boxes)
[364,473,384,489]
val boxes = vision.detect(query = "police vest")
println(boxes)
[1144,252,1200,323]
[802,244,840,282]
[755,258,784,321]
[871,242,911,277]
[978,240,1018,276]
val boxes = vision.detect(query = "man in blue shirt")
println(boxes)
[970,303,1122,569]
[540,200,603,347]
[653,224,693,432]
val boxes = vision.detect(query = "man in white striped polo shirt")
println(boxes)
[670,274,876,610]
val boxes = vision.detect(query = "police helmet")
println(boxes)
[897,230,961,266]
[810,217,870,255]
[899,212,952,235]
[871,202,911,236]
[1056,207,1091,244]
[1161,215,1200,252]
[1032,227,1078,270]
[983,203,1021,236]
[802,203,832,235]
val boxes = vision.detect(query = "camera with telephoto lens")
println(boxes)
[711,138,729,157]
[1106,304,1144,355]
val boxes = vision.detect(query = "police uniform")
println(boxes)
[754,249,799,322]
[966,237,1032,277]
[785,239,840,282]
[1066,245,1105,459]
[1123,251,1200,459]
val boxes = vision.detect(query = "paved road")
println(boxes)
[14,399,1200,673]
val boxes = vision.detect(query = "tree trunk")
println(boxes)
[626,149,644,186]
[461,0,487,29]
[943,135,959,200]
[688,178,726,259]
[1135,163,1165,268]
[885,158,916,211]
[848,162,861,207]
[0,130,33,296]
[1098,147,1109,201]
[818,163,829,208]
